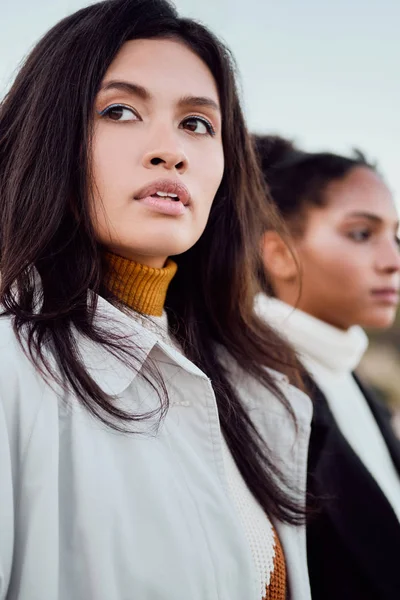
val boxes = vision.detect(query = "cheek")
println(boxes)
[91,128,137,198]
[195,144,224,212]
[90,131,134,239]
[301,235,364,287]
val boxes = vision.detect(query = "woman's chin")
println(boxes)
[108,237,201,266]
[361,307,398,330]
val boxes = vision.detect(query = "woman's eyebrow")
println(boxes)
[177,95,220,113]
[99,81,220,113]
[346,212,381,223]
[99,80,151,100]
[346,211,400,231]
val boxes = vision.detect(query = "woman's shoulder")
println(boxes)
[0,314,50,430]
[0,314,37,373]
[0,313,25,367]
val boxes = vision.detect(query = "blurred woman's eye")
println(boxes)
[348,229,372,242]
[180,116,215,136]
[98,104,140,122]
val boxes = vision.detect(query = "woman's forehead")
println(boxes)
[323,167,397,222]
[101,38,220,107]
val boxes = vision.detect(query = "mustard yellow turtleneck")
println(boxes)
[104,253,177,317]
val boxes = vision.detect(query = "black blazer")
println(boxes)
[306,374,400,600]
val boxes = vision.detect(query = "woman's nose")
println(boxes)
[376,239,400,274]
[142,136,188,174]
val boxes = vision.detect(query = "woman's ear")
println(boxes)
[261,230,298,282]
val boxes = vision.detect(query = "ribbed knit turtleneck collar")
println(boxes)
[256,295,368,374]
[104,253,177,317]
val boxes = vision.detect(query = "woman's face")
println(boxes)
[294,167,400,329]
[91,38,224,268]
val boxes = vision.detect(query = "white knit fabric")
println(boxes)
[258,295,400,523]
[138,310,278,598]
[221,437,277,598]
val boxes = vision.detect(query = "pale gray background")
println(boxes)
[1,0,398,202]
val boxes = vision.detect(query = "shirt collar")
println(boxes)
[75,295,207,396]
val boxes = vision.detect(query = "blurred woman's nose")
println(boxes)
[376,238,400,274]
[142,127,188,174]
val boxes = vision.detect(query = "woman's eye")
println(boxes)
[99,104,139,122]
[348,229,371,242]
[181,116,215,136]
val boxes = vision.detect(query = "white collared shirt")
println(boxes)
[0,296,312,600]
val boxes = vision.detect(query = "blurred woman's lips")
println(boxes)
[371,288,400,305]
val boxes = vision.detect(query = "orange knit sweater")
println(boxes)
[264,530,287,600]
[105,252,177,316]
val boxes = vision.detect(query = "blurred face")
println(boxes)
[91,38,224,268]
[294,167,400,329]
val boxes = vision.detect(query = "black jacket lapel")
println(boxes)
[307,375,400,599]
[354,373,400,474]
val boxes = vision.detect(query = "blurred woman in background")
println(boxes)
[0,1,314,599]
[254,135,400,600]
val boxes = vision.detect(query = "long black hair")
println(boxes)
[0,0,304,523]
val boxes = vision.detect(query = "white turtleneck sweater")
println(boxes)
[257,295,400,523]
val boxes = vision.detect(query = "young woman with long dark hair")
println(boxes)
[0,3,312,599]
[254,134,400,600]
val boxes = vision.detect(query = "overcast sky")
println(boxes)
[1,0,398,203]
